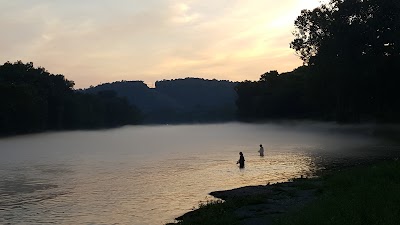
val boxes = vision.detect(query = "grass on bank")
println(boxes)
[170,194,268,225]
[171,160,400,225]
[275,160,400,225]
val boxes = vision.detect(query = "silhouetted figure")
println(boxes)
[258,144,264,157]
[237,152,245,168]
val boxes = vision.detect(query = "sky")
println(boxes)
[0,0,325,88]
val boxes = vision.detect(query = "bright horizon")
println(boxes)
[0,0,325,89]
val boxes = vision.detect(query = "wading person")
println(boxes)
[258,144,264,157]
[237,152,245,168]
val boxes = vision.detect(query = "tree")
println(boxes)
[259,70,279,84]
[291,0,400,65]
[291,0,400,122]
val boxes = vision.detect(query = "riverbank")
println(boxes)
[168,159,400,225]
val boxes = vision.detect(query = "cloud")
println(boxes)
[171,3,201,24]
[0,0,322,88]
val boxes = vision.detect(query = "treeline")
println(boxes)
[0,61,141,136]
[236,0,400,123]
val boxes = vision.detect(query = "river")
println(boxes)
[0,122,397,224]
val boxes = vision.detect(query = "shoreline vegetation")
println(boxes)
[168,158,400,225]
[0,61,142,137]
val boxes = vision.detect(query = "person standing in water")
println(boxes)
[237,152,245,168]
[258,144,264,157]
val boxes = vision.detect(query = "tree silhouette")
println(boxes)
[236,0,400,122]
[0,61,142,136]
[291,0,400,122]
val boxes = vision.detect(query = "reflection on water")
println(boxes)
[0,123,398,224]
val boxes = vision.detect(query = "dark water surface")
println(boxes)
[0,123,398,224]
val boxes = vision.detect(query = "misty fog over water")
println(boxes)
[0,122,398,224]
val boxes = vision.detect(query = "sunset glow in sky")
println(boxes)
[0,0,325,88]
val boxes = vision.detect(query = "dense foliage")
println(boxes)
[0,61,141,136]
[236,0,400,122]
[236,67,311,120]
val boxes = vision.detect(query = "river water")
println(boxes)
[0,122,397,224]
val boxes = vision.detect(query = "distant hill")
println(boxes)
[84,78,238,123]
